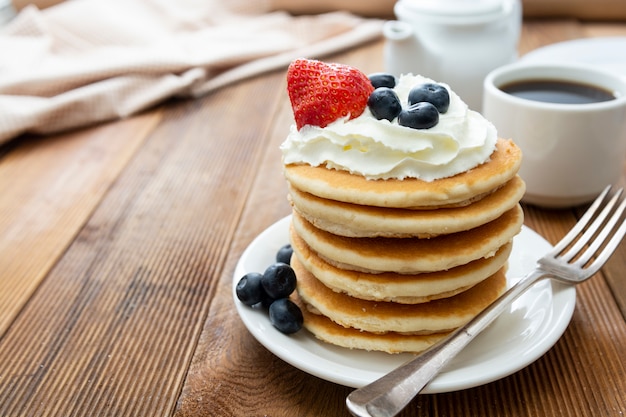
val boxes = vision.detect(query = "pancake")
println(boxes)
[292,291,452,354]
[291,205,523,274]
[290,225,512,303]
[289,175,525,238]
[292,255,507,335]
[283,138,522,209]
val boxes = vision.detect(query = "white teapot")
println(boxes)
[384,0,522,111]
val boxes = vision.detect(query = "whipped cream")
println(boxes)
[280,74,498,181]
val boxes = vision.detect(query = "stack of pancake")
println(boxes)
[284,138,525,353]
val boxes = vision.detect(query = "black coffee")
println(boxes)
[500,79,616,104]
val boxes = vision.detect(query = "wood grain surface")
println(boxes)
[0,19,624,417]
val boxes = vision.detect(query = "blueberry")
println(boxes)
[261,262,297,299]
[408,83,450,113]
[269,298,303,334]
[398,102,439,129]
[367,88,402,121]
[368,73,397,89]
[276,244,293,265]
[236,272,266,306]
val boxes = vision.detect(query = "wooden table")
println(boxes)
[1,18,625,417]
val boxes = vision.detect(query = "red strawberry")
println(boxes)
[286,58,374,130]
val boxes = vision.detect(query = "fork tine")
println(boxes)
[561,188,623,263]
[549,185,612,257]
[576,195,626,276]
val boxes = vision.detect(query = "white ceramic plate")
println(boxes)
[521,37,626,80]
[232,216,577,393]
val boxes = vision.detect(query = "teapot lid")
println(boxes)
[396,0,515,23]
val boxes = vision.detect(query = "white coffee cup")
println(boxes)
[483,62,626,208]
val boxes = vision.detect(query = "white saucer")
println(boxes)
[232,216,576,393]
[521,37,626,80]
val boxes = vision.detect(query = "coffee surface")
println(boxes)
[500,79,615,104]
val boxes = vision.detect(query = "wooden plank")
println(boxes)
[0,111,162,336]
[581,23,626,37]
[595,163,626,319]
[518,19,583,55]
[173,79,296,417]
[0,71,285,416]
[522,0,626,21]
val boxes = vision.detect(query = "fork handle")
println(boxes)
[346,269,548,417]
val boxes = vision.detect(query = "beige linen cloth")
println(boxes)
[0,0,383,144]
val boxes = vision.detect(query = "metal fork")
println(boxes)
[346,185,626,417]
